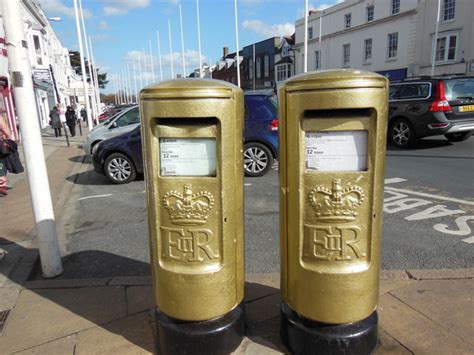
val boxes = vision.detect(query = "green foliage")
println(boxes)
[69,50,109,89]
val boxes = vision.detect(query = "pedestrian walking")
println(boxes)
[0,113,12,196]
[80,107,88,126]
[65,106,77,137]
[49,106,62,137]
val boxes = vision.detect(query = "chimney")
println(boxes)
[223,47,229,58]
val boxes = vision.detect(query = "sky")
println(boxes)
[39,0,343,93]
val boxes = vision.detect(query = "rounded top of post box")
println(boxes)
[281,69,387,92]
[140,78,242,100]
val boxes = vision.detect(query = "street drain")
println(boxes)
[0,309,11,336]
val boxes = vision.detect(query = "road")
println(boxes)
[58,136,474,278]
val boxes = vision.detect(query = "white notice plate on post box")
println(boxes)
[160,138,217,176]
[305,131,368,172]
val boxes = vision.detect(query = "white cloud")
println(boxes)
[102,0,150,16]
[38,0,92,19]
[242,20,295,38]
[99,21,109,30]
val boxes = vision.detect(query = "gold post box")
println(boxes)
[140,79,244,354]
[279,70,388,353]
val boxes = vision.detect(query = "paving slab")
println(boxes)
[0,286,20,312]
[374,328,412,355]
[389,279,474,346]
[109,276,152,286]
[406,268,474,280]
[245,281,279,303]
[246,273,280,289]
[380,270,410,280]
[0,287,127,354]
[233,337,284,354]
[75,311,154,355]
[379,279,414,296]
[245,292,281,326]
[14,335,76,355]
[23,278,111,289]
[378,293,472,354]
[126,286,154,315]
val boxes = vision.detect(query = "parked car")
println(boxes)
[243,92,279,177]
[92,124,143,184]
[388,76,474,148]
[83,105,139,155]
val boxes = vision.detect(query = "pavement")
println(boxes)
[0,125,473,354]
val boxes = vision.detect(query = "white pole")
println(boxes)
[88,36,101,114]
[73,0,93,129]
[319,12,322,43]
[123,68,129,104]
[431,0,442,77]
[149,40,155,83]
[117,74,121,104]
[126,62,133,103]
[79,0,96,123]
[168,20,175,79]
[157,31,164,81]
[3,0,63,278]
[253,44,256,90]
[132,58,138,101]
[142,48,148,85]
[233,0,241,87]
[196,0,203,78]
[113,75,118,104]
[138,51,144,89]
[304,0,308,73]
[179,4,186,77]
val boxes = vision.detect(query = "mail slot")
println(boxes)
[278,70,388,354]
[140,79,244,355]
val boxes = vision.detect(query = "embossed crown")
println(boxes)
[308,179,365,222]
[163,184,215,225]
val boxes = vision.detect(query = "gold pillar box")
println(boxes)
[140,79,244,322]
[278,70,388,324]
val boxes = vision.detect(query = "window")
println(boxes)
[308,27,313,40]
[314,50,321,70]
[366,5,374,22]
[264,54,269,77]
[435,34,458,62]
[364,38,372,62]
[442,0,455,21]
[389,85,399,100]
[398,84,431,99]
[391,0,400,15]
[114,107,140,127]
[32,35,43,65]
[282,46,289,57]
[387,32,398,59]
[276,64,290,82]
[248,59,254,79]
[256,57,261,78]
[343,44,350,66]
[345,13,351,28]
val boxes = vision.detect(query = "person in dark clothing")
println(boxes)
[65,106,77,137]
[49,106,62,137]
[80,107,87,126]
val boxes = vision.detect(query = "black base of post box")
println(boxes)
[154,303,245,355]
[280,302,378,355]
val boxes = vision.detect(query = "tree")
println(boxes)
[69,50,109,89]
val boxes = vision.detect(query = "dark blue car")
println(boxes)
[93,92,279,183]
[243,92,279,177]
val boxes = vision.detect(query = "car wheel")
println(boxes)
[244,142,273,177]
[444,131,472,142]
[104,153,136,184]
[389,118,416,148]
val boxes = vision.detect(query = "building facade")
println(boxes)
[242,37,280,91]
[293,0,473,80]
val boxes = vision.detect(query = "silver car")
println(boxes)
[83,106,140,155]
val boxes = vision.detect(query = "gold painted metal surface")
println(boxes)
[140,79,244,321]
[278,70,388,324]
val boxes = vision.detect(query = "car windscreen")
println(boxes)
[245,95,277,120]
[444,78,474,100]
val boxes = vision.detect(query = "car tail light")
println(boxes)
[428,123,449,129]
[269,119,279,131]
[429,81,452,112]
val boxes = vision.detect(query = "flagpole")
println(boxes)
[304,0,308,73]
[132,58,138,101]
[142,48,149,85]
[179,4,186,77]
[168,20,174,79]
[157,30,164,81]
[196,0,202,78]
[233,0,241,87]
[88,36,101,114]
[149,39,155,83]
[138,51,144,89]
[431,0,441,76]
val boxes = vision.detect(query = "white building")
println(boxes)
[0,0,83,132]
[293,0,473,80]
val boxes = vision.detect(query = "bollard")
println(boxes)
[278,70,388,354]
[140,79,245,355]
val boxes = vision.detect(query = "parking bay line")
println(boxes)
[385,186,474,206]
[78,194,113,201]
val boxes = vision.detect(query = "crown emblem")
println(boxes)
[163,184,215,225]
[308,179,365,222]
